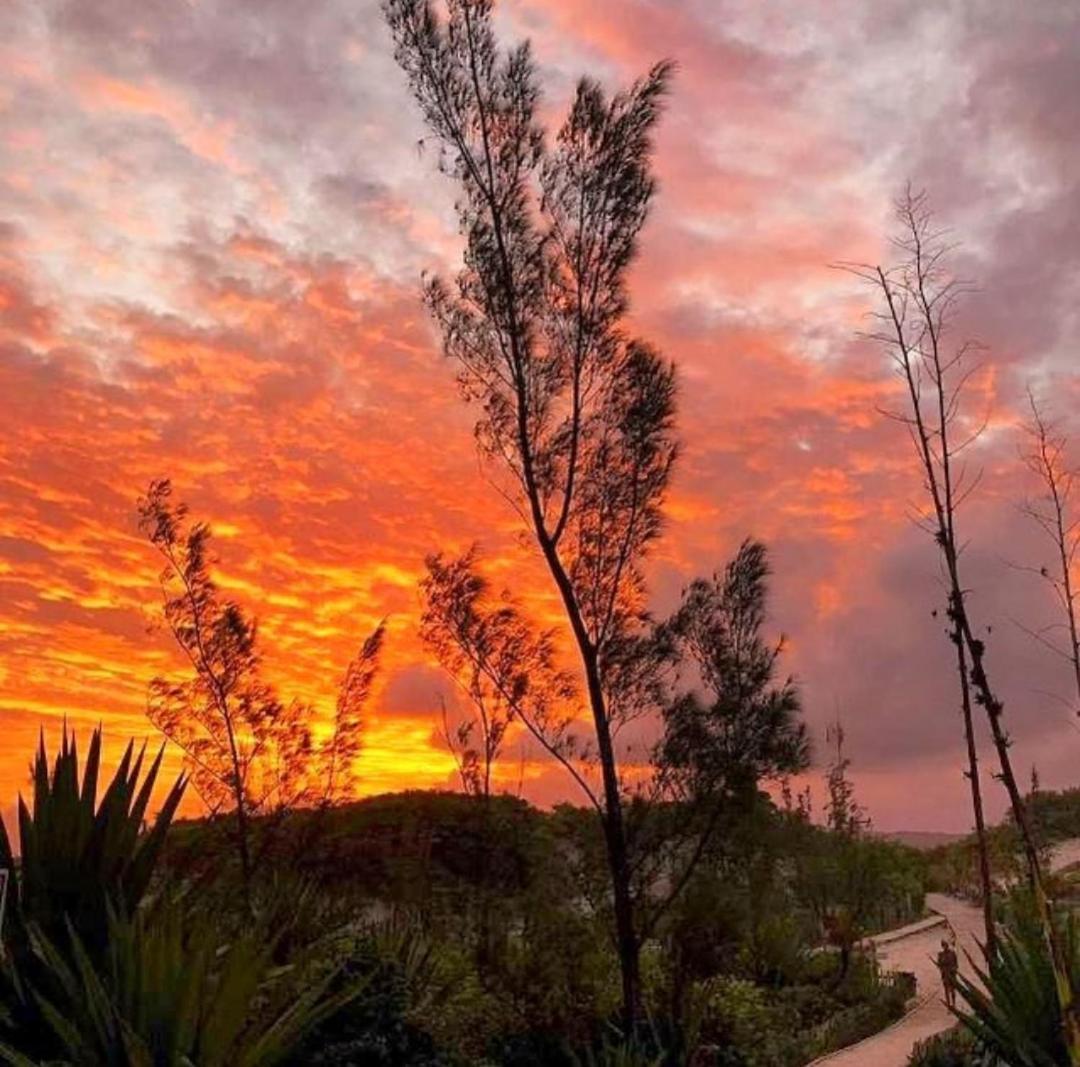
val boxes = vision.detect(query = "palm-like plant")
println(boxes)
[0,726,186,958]
[956,895,1080,1066]
[0,902,361,1066]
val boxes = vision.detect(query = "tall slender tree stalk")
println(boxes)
[847,190,1076,1056]
[1019,393,1080,715]
[384,0,677,1026]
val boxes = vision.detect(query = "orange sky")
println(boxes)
[2,0,1080,831]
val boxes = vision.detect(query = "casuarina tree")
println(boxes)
[383,0,675,1025]
[138,480,384,902]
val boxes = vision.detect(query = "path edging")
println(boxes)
[804,908,952,1066]
[866,914,947,948]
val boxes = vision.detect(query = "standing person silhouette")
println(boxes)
[936,937,959,1010]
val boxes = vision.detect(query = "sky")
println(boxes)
[1,0,1079,832]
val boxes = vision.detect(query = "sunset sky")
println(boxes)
[2,0,1079,832]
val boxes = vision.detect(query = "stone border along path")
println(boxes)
[806,839,1080,1067]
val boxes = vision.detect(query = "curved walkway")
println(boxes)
[809,839,1080,1066]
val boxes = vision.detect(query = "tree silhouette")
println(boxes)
[848,191,1078,1055]
[420,549,579,804]
[420,547,578,972]
[1018,393,1080,716]
[384,0,675,1023]
[823,719,866,838]
[138,480,384,898]
[640,539,808,939]
[658,541,806,800]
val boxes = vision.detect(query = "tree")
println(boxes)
[823,719,866,838]
[794,731,917,983]
[847,190,1077,1056]
[641,539,808,940]
[138,480,384,899]
[384,0,675,1024]
[845,195,999,956]
[419,550,582,801]
[1018,392,1080,716]
[419,548,577,970]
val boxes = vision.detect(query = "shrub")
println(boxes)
[697,977,806,1067]
[0,727,186,1061]
[908,1027,981,1067]
[0,727,186,959]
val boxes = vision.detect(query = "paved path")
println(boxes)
[809,838,1080,1066]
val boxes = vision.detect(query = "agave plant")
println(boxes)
[955,893,1080,1067]
[0,901,362,1067]
[0,726,186,959]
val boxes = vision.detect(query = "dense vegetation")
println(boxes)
[0,731,928,1066]
[925,787,1080,902]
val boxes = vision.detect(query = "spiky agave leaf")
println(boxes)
[956,898,1080,1067]
[3,726,186,961]
[3,903,363,1067]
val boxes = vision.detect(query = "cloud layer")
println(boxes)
[1,0,1079,830]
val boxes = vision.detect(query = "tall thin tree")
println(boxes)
[1018,392,1080,716]
[139,480,385,899]
[845,195,996,956]
[847,191,1076,1053]
[384,0,675,1023]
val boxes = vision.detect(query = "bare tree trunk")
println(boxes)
[232,779,253,906]
[1021,395,1080,713]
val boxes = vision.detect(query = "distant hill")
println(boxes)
[877,830,966,851]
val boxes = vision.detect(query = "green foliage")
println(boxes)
[956,892,1080,1066]
[1016,787,1080,847]
[697,977,805,1067]
[290,921,455,1066]
[570,1029,665,1067]
[807,970,912,1055]
[922,784,1080,902]
[0,726,186,958]
[794,824,926,963]
[675,953,913,1067]
[908,1027,981,1067]
[0,901,357,1067]
[0,728,933,1067]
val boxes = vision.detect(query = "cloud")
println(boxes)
[0,0,1078,829]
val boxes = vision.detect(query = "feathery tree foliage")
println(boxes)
[420,549,577,803]
[420,548,578,971]
[384,0,676,1023]
[637,540,808,941]
[1018,393,1080,717]
[138,479,384,897]
[656,540,806,802]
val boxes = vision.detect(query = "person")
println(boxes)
[936,937,959,1010]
